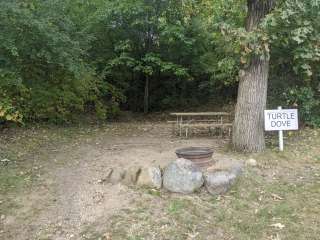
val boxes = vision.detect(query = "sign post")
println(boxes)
[278,106,284,151]
[264,107,299,151]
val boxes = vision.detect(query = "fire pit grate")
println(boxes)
[175,147,214,168]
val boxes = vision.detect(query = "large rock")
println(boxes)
[245,158,257,167]
[97,168,113,184]
[122,166,142,185]
[109,168,126,184]
[163,158,204,194]
[230,162,244,176]
[204,170,238,195]
[137,166,162,189]
[207,157,244,175]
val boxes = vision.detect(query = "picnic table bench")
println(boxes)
[169,112,233,138]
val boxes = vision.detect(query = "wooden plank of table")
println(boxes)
[170,112,231,116]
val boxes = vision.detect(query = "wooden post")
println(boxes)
[278,106,284,151]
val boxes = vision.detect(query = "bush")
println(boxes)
[0,1,122,124]
[283,87,320,127]
[0,98,23,124]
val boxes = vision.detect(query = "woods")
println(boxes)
[0,0,320,149]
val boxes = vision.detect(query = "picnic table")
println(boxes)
[169,112,233,137]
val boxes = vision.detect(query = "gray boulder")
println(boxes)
[245,158,257,167]
[207,158,244,176]
[122,166,142,185]
[137,166,162,189]
[229,162,244,176]
[204,170,238,195]
[109,168,126,184]
[163,158,204,194]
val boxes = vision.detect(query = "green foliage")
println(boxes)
[0,0,319,125]
[283,87,320,127]
[267,0,320,78]
[0,0,121,123]
[266,0,320,127]
[0,98,23,124]
[0,68,24,123]
[88,0,200,111]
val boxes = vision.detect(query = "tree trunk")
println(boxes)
[232,0,275,152]
[144,75,149,114]
[233,57,269,152]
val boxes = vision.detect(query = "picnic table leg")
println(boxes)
[175,116,178,135]
[179,116,183,137]
[171,122,175,134]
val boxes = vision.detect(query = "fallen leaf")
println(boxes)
[270,223,285,229]
[269,234,281,240]
[271,193,284,201]
[103,232,112,240]
[1,158,10,162]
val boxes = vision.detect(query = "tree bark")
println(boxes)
[232,0,275,152]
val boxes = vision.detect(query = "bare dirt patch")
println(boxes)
[0,123,229,240]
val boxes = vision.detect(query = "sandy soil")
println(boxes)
[1,123,231,240]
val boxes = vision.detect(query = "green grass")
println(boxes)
[167,199,187,215]
[101,168,320,239]
[99,128,320,240]
[1,125,319,239]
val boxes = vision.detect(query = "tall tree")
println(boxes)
[232,0,276,152]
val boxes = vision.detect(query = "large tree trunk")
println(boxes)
[232,0,275,152]
[233,57,269,152]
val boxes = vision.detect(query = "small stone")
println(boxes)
[122,166,141,185]
[0,215,5,221]
[163,158,204,194]
[97,179,104,184]
[98,168,114,184]
[204,170,237,195]
[106,168,113,178]
[137,166,162,189]
[109,168,126,184]
[246,158,257,167]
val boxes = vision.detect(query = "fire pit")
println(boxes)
[175,147,214,168]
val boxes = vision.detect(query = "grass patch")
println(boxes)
[167,199,187,215]
[1,124,319,239]
[95,128,320,240]
[146,188,161,197]
[0,123,95,216]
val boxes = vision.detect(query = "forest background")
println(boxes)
[0,0,319,126]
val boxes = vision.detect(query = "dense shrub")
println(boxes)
[0,1,121,123]
[283,87,320,127]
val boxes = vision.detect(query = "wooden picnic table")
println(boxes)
[169,112,233,137]
[170,112,231,116]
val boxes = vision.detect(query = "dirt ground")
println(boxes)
[1,122,319,240]
[0,122,230,240]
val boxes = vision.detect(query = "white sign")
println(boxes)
[264,109,298,131]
